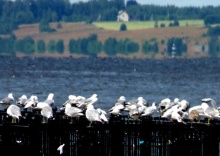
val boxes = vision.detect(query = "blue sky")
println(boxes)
[138,0,220,7]
[70,0,220,7]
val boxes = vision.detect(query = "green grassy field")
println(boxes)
[93,20,204,30]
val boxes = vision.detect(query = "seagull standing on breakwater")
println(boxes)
[201,102,220,124]
[41,105,53,123]
[16,95,28,108]
[36,93,54,109]
[7,104,22,123]
[43,93,55,106]
[77,94,98,109]
[109,96,126,116]
[64,103,84,124]
[0,93,14,109]
[171,107,188,124]
[140,102,157,117]
[23,95,38,110]
[97,108,108,123]
[85,104,102,127]
[62,95,77,107]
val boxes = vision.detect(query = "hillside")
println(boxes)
[13,22,209,59]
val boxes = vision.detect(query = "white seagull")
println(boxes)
[109,96,125,116]
[136,96,148,107]
[115,96,126,105]
[62,95,76,106]
[158,98,171,113]
[77,94,98,109]
[97,108,108,123]
[85,104,102,127]
[202,98,217,108]
[160,104,180,119]
[60,95,77,111]
[16,95,28,107]
[140,102,157,117]
[35,102,50,110]
[24,95,38,110]
[179,100,190,111]
[41,105,53,123]
[171,107,188,124]
[43,93,55,106]
[109,104,124,116]
[35,93,54,110]
[64,103,84,123]
[201,102,220,124]
[0,93,14,108]
[7,104,22,123]
[128,104,140,120]
[57,143,65,155]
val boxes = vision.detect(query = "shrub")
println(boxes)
[120,23,127,31]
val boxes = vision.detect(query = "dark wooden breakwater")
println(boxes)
[0,111,220,156]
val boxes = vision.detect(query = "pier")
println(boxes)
[0,110,219,156]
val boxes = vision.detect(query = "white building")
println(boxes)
[117,11,129,22]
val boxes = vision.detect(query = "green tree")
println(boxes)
[47,40,56,53]
[101,7,118,21]
[56,39,64,54]
[69,39,77,54]
[37,39,46,53]
[125,40,139,54]
[0,19,17,34]
[116,39,126,54]
[87,40,102,57]
[152,42,159,53]
[15,36,35,54]
[88,34,98,41]
[207,26,220,36]
[56,22,62,29]
[142,41,151,54]
[142,40,158,54]
[120,23,127,31]
[204,14,220,25]
[23,36,35,54]
[103,37,117,56]
[173,20,180,26]
[39,19,56,33]
[77,38,89,54]
[208,36,219,57]
[0,34,16,55]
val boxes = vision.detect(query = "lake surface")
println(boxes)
[1,56,220,112]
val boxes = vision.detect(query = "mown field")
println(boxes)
[13,20,208,59]
[93,20,204,30]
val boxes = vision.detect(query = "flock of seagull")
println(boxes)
[1,92,220,125]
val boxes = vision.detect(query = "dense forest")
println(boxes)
[1,0,220,34]
[0,0,220,58]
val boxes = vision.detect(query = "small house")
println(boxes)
[117,11,129,22]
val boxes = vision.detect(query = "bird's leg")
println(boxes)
[42,117,46,124]
[12,117,16,123]
[42,117,48,124]
[207,118,211,125]
[190,122,193,128]
[70,117,74,124]
[46,117,48,123]
[87,122,92,128]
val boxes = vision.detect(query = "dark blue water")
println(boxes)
[1,56,220,111]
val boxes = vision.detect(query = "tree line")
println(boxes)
[0,0,219,58]
[0,33,188,57]
[0,0,220,34]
